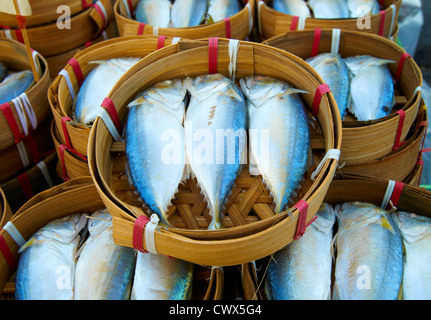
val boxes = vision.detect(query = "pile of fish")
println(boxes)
[272,0,382,19]
[134,0,242,28]
[15,209,194,300]
[306,53,396,121]
[0,61,34,105]
[73,57,141,126]
[265,201,431,300]
[125,74,311,230]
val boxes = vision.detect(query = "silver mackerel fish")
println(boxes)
[125,79,188,226]
[74,57,140,125]
[186,74,247,230]
[265,203,336,300]
[15,214,88,300]
[74,210,136,300]
[135,0,171,27]
[272,0,311,17]
[347,0,380,17]
[171,0,208,27]
[333,202,403,300]
[345,55,395,121]
[239,75,310,214]
[207,0,241,22]
[308,0,350,19]
[306,52,351,119]
[392,211,431,300]
[0,70,34,105]
[131,252,194,300]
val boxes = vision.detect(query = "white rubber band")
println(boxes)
[17,141,30,168]
[4,29,13,40]
[4,221,26,248]
[144,214,159,254]
[153,26,159,36]
[95,0,108,28]
[11,96,28,137]
[245,3,253,35]
[388,4,397,37]
[311,149,340,180]
[228,39,240,81]
[20,93,37,131]
[257,1,264,36]
[171,37,181,44]
[37,160,54,188]
[59,69,76,101]
[297,16,307,31]
[99,108,123,142]
[331,28,341,55]
[381,180,396,209]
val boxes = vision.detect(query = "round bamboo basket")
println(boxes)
[44,20,119,79]
[335,102,428,182]
[49,35,187,159]
[0,187,12,229]
[324,174,431,218]
[0,39,51,151]
[0,177,223,300]
[0,0,114,57]
[0,151,60,213]
[115,0,255,39]
[258,0,401,40]
[87,38,342,266]
[0,116,54,184]
[263,29,423,166]
[0,0,89,28]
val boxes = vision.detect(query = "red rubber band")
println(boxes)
[393,109,406,151]
[85,41,93,48]
[224,18,232,39]
[290,16,299,31]
[293,200,317,240]
[68,58,84,87]
[390,182,404,208]
[82,0,92,9]
[157,35,167,50]
[312,84,331,117]
[0,102,23,144]
[378,10,386,36]
[16,15,26,29]
[133,215,151,253]
[310,28,322,57]
[101,97,123,134]
[137,23,146,35]
[208,37,219,74]
[127,0,134,15]
[61,117,73,149]
[395,52,411,84]
[18,172,34,200]
[24,133,42,163]
[93,3,106,27]
[15,29,24,44]
[0,234,17,270]
[59,144,70,181]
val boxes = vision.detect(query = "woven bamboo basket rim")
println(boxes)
[0,187,12,229]
[0,0,88,28]
[263,28,423,166]
[51,36,185,157]
[0,0,114,57]
[0,151,59,213]
[0,39,51,151]
[0,177,223,300]
[87,38,342,266]
[115,0,255,39]
[336,103,427,182]
[50,121,90,181]
[258,0,401,39]
[0,115,54,184]
[404,163,423,188]
[324,174,431,217]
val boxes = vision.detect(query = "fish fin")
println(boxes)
[380,215,396,235]
[17,236,39,254]
[248,152,261,176]
[205,13,214,24]
[283,88,309,96]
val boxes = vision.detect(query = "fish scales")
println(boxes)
[272,0,311,17]
[265,203,336,300]
[135,0,171,27]
[185,74,247,230]
[239,75,310,214]
[171,0,208,27]
[333,202,403,300]
[125,79,188,226]
[207,0,241,22]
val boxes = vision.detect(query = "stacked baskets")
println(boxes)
[0,0,117,77]
[0,39,60,213]
[264,29,425,186]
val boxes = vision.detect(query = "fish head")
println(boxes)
[393,211,431,244]
[87,209,113,238]
[345,55,395,76]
